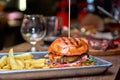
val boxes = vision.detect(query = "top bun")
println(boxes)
[48,37,88,56]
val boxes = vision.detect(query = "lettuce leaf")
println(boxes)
[81,56,94,65]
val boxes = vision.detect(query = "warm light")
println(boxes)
[18,0,26,11]
[0,1,6,11]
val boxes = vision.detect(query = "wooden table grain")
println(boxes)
[0,42,120,80]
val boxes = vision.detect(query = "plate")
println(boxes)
[0,52,112,80]
[89,47,120,56]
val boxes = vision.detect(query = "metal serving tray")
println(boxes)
[0,51,112,80]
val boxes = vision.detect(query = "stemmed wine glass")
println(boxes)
[21,14,46,52]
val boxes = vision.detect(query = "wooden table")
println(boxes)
[0,42,120,80]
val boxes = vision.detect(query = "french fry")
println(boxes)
[25,64,31,69]
[15,53,33,60]
[24,59,33,64]
[44,54,49,58]
[42,65,50,69]
[0,69,10,70]
[0,48,49,70]
[31,63,45,68]
[2,57,11,69]
[30,59,47,69]
[31,59,47,64]
[24,59,33,69]
[8,48,19,70]
[16,59,24,69]
[0,56,7,68]
[2,64,10,70]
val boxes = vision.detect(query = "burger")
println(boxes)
[48,37,94,68]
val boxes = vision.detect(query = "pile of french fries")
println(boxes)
[0,48,49,70]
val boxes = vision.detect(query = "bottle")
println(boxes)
[78,0,88,23]
[56,0,68,29]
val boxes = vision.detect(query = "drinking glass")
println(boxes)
[43,16,63,46]
[21,14,46,52]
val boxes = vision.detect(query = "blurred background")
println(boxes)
[0,0,120,50]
